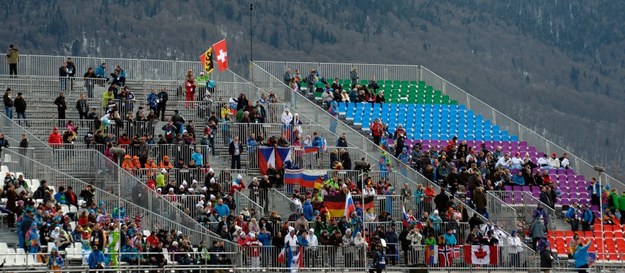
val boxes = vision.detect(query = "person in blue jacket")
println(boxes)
[573,239,592,273]
[94,63,108,83]
[87,245,106,270]
[302,199,314,221]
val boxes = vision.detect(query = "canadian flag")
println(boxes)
[464,245,498,265]
[212,39,229,71]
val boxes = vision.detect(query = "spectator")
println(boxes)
[350,67,359,88]
[94,62,108,83]
[48,247,65,272]
[157,88,168,121]
[229,136,242,169]
[547,153,560,169]
[87,245,106,270]
[508,230,523,267]
[537,154,549,168]
[529,218,546,250]
[540,242,554,273]
[185,76,196,109]
[110,65,127,86]
[53,92,67,119]
[3,88,13,119]
[48,127,62,146]
[13,92,26,122]
[580,204,594,231]
[7,44,19,76]
[573,239,592,273]
[587,178,601,207]
[59,62,69,91]
[472,187,487,216]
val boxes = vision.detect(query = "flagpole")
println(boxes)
[249,3,254,61]
[360,171,367,272]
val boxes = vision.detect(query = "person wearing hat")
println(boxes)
[548,153,560,169]
[507,230,523,267]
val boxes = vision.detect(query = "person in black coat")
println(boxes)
[434,190,450,217]
[540,247,554,272]
[228,136,241,169]
[53,92,67,119]
[157,89,168,121]
[398,227,411,266]
[13,92,26,121]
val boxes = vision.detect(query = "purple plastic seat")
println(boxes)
[548,169,557,175]
[513,185,521,191]
[513,196,523,204]
[522,186,530,192]
[566,169,575,175]
[556,169,564,175]
[504,186,513,192]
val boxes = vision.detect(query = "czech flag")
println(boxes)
[275,147,292,169]
[258,147,275,175]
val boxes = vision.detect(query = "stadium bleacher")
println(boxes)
[1,54,624,272]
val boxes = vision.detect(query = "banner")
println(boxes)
[258,147,275,175]
[324,195,347,217]
[212,39,229,71]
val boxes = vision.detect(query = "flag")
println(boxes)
[212,39,229,71]
[588,252,596,267]
[302,170,327,188]
[293,246,304,268]
[285,169,303,185]
[324,195,347,217]
[277,247,286,264]
[314,177,323,189]
[438,245,454,267]
[425,245,438,266]
[199,47,214,74]
[304,146,319,154]
[402,205,409,227]
[363,196,374,210]
[275,147,292,169]
[258,147,275,175]
[452,245,460,259]
[344,192,355,219]
[321,138,327,152]
[463,245,498,265]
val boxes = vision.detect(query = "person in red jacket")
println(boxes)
[370,118,383,146]
[185,78,196,109]
[48,127,62,146]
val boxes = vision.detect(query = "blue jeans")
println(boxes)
[4,107,13,119]
[16,112,25,119]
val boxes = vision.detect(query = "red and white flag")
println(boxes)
[463,245,498,265]
[212,39,229,71]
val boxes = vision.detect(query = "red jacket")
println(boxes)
[371,123,382,137]
[48,132,62,145]
[185,81,196,95]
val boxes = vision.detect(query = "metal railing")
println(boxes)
[1,149,222,247]
[490,190,557,230]
[485,191,519,234]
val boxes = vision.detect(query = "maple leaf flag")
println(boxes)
[464,245,498,265]
[212,39,229,71]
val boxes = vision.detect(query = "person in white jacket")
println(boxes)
[508,230,524,267]
[307,228,318,249]
[548,153,560,169]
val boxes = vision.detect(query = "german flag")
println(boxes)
[354,195,375,210]
[324,195,346,218]
[199,47,214,74]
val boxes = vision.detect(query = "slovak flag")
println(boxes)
[344,192,355,219]
[258,147,275,175]
[463,245,498,265]
[212,39,229,71]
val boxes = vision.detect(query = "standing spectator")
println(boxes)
[283,68,292,85]
[157,88,168,121]
[3,88,13,119]
[350,67,359,88]
[0,134,8,167]
[101,85,115,111]
[580,204,594,231]
[508,230,523,267]
[147,89,158,113]
[587,178,601,207]
[185,77,196,109]
[370,118,383,146]
[54,92,67,119]
[229,136,241,169]
[87,245,106,270]
[529,218,546,250]
[6,44,19,77]
[540,242,554,273]
[14,92,26,122]
[48,247,65,272]
[573,239,592,273]
[83,67,97,98]
[59,62,69,91]
[111,65,126,87]
[472,187,487,216]
[66,57,76,91]
[76,94,89,120]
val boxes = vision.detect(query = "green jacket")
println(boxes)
[102,91,114,108]
[610,192,620,210]
[196,75,209,86]
[618,194,625,211]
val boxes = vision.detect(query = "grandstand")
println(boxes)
[0,54,620,273]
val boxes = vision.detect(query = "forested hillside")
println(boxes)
[2,0,624,180]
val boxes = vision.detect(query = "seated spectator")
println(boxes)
[548,153,560,169]
[537,154,549,168]
[512,171,525,186]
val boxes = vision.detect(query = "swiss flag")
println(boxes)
[212,39,229,71]
[464,245,498,265]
